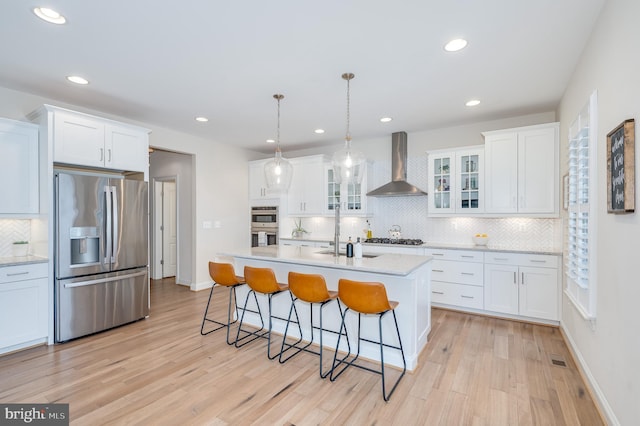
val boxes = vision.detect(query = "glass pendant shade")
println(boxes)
[332,139,365,185]
[332,72,365,185]
[264,149,293,192]
[264,93,293,193]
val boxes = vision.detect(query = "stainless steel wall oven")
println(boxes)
[251,206,278,247]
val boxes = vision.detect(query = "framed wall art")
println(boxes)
[606,118,635,213]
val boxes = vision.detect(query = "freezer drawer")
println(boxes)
[55,268,149,342]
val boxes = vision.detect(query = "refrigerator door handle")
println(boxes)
[63,270,147,288]
[111,185,118,264]
[104,185,112,265]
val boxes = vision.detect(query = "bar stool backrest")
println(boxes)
[209,262,242,286]
[288,272,331,303]
[338,279,392,314]
[244,266,280,293]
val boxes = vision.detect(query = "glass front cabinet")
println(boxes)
[324,164,370,216]
[428,146,484,216]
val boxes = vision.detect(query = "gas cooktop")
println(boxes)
[364,238,424,246]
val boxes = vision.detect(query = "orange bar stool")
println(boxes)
[235,266,301,359]
[278,272,349,378]
[330,278,406,402]
[200,261,246,345]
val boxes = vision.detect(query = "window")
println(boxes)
[565,91,598,320]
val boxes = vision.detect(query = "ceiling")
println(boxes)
[0,1,605,153]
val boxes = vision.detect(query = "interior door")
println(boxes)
[162,181,177,277]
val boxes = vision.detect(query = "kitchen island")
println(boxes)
[223,245,432,370]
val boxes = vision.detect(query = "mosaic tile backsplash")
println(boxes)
[0,220,31,257]
[281,155,563,251]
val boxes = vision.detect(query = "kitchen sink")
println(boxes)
[315,250,379,259]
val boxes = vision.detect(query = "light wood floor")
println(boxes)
[0,278,604,425]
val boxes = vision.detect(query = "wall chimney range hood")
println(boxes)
[367,131,427,197]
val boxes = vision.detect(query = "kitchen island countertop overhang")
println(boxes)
[221,245,433,371]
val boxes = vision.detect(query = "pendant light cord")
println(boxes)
[274,93,284,153]
[342,73,354,142]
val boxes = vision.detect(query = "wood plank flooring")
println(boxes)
[0,278,604,425]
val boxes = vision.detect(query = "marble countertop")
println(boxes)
[279,237,562,256]
[224,245,433,276]
[0,255,49,267]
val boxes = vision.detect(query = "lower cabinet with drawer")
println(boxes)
[0,262,49,354]
[484,252,559,321]
[424,248,484,310]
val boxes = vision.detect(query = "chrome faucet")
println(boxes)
[334,204,340,257]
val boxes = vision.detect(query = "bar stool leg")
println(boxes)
[234,289,266,348]
[379,309,406,401]
[200,284,242,345]
[279,295,308,363]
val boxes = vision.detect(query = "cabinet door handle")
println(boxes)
[107,149,112,162]
[461,272,474,276]
[432,291,444,295]
[100,148,104,161]
[7,271,29,277]
[432,269,444,273]
[461,295,474,299]
[529,259,547,264]
[493,257,509,261]
[461,255,474,258]
[521,272,525,285]
[431,253,444,256]
[513,272,517,284]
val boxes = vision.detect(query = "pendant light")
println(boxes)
[332,73,365,185]
[264,94,293,192]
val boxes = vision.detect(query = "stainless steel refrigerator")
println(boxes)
[54,170,149,342]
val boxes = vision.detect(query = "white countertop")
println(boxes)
[224,245,432,276]
[279,237,562,256]
[0,255,48,267]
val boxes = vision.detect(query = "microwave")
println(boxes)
[251,206,278,227]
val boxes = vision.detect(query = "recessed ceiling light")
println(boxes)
[444,38,468,52]
[195,116,209,122]
[380,117,393,123]
[465,99,481,107]
[33,7,66,24]
[314,129,325,134]
[266,139,275,144]
[66,75,89,85]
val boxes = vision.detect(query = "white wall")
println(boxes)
[0,85,255,291]
[558,0,640,424]
[149,150,194,285]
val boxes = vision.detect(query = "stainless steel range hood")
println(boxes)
[367,131,427,197]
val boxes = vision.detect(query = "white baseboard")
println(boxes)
[560,324,619,426]
[190,280,212,292]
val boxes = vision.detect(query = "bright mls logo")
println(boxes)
[1,404,68,425]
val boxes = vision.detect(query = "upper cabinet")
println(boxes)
[288,155,326,216]
[29,105,150,174]
[427,146,484,216]
[249,158,284,206]
[325,162,372,216]
[483,123,559,217]
[0,118,39,215]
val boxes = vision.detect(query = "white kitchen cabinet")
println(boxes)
[280,238,330,248]
[325,162,372,216]
[427,146,484,216]
[288,155,326,216]
[0,118,39,215]
[483,123,559,216]
[0,262,48,353]
[424,248,484,309]
[484,252,559,321]
[249,159,278,204]
[31,105,149,173]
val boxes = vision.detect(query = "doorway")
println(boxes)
[153,177,177,279]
